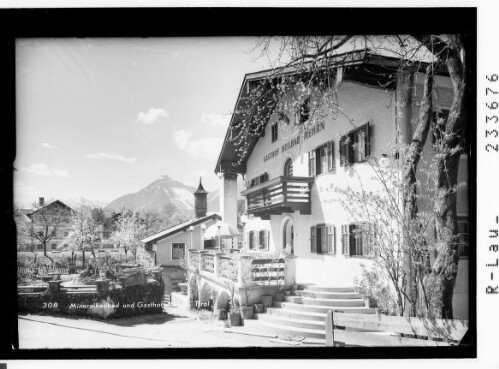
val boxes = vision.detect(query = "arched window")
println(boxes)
[284,158,293,177]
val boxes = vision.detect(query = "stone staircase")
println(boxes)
[248,285,375,341]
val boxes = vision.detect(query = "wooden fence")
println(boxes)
[17,265,84,275]
[326,310,469,347]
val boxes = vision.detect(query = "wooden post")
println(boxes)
[325,310,335,346]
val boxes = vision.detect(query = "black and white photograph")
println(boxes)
[1,4,493,364]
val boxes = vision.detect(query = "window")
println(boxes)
[250,172,269,188]
[458,218,469,257]
[299,97,310,123]
[309,141,335,176]
[51,243,57,250]
[259,230,269,250]
[284,158,293,177]
[145,243,153,252]
[248,231,256,250]
[340,123,370,166]
[103,231,110,239]
[271,122,278,143]
[432,109,450,145]
[310,225,336,254]
[38,231,43,237]
[172,243,185,260]
[36,244,43,250]
[52,231,57,238]
[342,223,372,257]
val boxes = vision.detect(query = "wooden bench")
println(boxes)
[326,310,468,347]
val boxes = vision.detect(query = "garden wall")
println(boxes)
[18,281,165,320]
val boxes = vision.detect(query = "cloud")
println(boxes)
[41,142,57,149]
[84,153,137,164]
[136,108,168,125]
[173,129,223,159]
[201,113,230,127]
[20,163,68,177]
[14,182,39,205]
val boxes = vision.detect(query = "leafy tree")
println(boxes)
[62,201,106,268]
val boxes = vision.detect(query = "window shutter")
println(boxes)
[310,226,317,253]
[342,225,350,256]
[309,150,316,177]
[327,225,335,254]
[348,135,355,165]
[266,230,270,250]
[364,123,371,157]
[349,224,358,255]
[327,141,336,172]
[339,137,347,167]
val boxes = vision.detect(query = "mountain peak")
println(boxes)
[105,175,219,215]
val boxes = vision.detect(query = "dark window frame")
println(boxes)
[340,123,371,166]
[284,158,294,177]
[309,140,336,177]
[310,224,336,255]
[172,243,186,260]
[342,222,372,257]
[299,97,310,124]
[271,122,278,143]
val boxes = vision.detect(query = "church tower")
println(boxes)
[194,177,208,218]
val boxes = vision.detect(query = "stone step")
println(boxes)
[284,296,303,304]
[266,307,327,322]
[257,313,326,331]
[306,286,356,293]
[280,302,376,314]
[302,297,367,307]
[296,290,363,299]
[247,318,326,340]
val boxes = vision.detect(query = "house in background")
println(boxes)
[142,179,222,267]
[214,49,469,319]
[17,197,74,252]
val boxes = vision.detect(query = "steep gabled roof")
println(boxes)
[141,212,222,245]
[26,200,73,218]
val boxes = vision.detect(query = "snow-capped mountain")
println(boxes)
[105,175,220,216]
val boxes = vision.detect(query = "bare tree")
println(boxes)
[26,200,73,263]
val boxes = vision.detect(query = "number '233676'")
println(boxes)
[485,74,499,153]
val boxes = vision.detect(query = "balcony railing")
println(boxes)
[186,250,293,288]
[241,176,313,219]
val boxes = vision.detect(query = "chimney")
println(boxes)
[194,177,207,218]
[39,197,45,207]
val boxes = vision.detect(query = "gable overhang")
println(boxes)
[142,213,222,246]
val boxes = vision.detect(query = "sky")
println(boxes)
[15,37,273,207]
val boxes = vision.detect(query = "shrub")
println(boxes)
[354,264,398,316]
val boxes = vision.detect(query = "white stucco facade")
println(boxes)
[217,62,470,318]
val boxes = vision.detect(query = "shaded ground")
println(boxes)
[17,307,319,349]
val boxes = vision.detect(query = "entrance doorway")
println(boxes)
[283,219,294,255]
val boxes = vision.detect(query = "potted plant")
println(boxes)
[225,282,241,327]
[228,300,241,327]
[239,255,254,319]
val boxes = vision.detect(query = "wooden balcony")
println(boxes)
[241,176,313,219]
